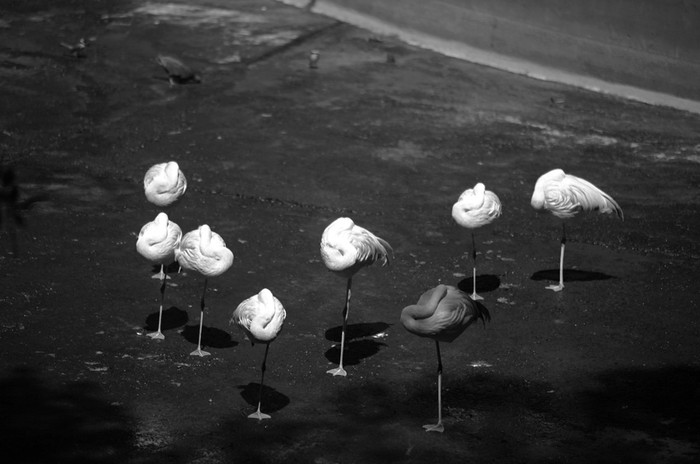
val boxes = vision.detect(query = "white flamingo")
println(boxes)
[176,224,234,356]
[452,183,502,300]
[531,168,623,291]
[320,217,392,377]
[136,212,182,339]
[144,161,187,207]
[231,288,286,420]
[401,284,490,432]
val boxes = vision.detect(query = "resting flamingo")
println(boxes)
[531,169,623,291]
[136,212,182,339]
[452,182,502,300]
[176,224,233,356]
[231,288,286,420]
[320,217,392,377]
[144,161,187,207]
[401,284,490,432]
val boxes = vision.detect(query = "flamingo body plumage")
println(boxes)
[231,288,286,420]
[452,183,501,300]
[401,284,490,432]
[531,169,623,291]
[320,217,392,376]
[144,161,187,207]
[176,224,233,356]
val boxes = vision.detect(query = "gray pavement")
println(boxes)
[1,1,699,463]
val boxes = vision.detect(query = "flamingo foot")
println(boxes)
[248,410,271,421]
[422,422,444,433]
[151,272,171,280]
[190,348,211,357]
[546,284,564,292]
[147,331,165,340]
[326,366,347,377]
[470,292,484,301]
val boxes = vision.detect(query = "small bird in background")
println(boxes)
[156,55,201,85]
[0,166,47,255]
[136,212,182,340]
[60,38,88,58]
[452,182,502,300]
[401,284,490,433]
[531,168,623,291]
[176,224,233,356]
[231,288,287,420]
[320,217,392,377]
[143,161,187,207]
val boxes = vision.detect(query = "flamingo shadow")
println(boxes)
[457,274,501,294]
[324,339,387,366]
[144,306,188,332]
[237,382,290,413]
[181,324,238,349]
[325,321,391,343]
[531,269,614,283]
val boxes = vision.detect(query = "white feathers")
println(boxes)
[452,182,502,229]
[136,212,182,264]
[231,288,286,344]
[176,224,234,277]
[144,161,187,207]
[320,217,392,278]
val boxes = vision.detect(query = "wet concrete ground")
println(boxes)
[1,1,699,463]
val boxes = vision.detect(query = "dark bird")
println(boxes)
[531,168,623,291]
[60,38,88,58]
[401,284,490,432]
[0,166,47,255]
[156,55,201,85]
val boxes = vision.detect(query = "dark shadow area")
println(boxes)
[238,382,290,414]
[531,269,614,283]
[150,261,181,277]
[457,274,501,294]
[181,324,238,349]
[325,321,391,342]
[144,306,188,332]
[0,366,141,463]
[580,365,700,443]
[324,338,387,366]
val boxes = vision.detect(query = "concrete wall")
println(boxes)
[280,0,700,112]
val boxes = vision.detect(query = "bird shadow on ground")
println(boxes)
[237,382,290,414]
[531,269,614,283]
[457,274,501,295]
[324,338,388,366]
[144,306,188,332]
[325,321,391,342]
[181,325,238,349]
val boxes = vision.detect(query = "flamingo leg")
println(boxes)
[190,277,211,356]
[249,343,272,420]
[546,223,566,291]
[423,340,444,432]
[327,277,352,377]
[147,266,167,339]
[470,232,483,300]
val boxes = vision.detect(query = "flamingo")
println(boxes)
[452,183,502,300]
[531,168,623,291]
[156,55,201,85]
[176,224,234,356]
[401,284,490,432]
[144,161,187,207]
[136,212,182,339]
[320,217,392,377]
[231,288,286,420]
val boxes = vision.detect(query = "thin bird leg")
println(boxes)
[327,277,352,376]
[152,263,170,280]
[546,223,566,292]
[190,277,211,356]
[470,231,483,300]
[147,266,167,339]
[249,343,272,420]
[424,340,444,432]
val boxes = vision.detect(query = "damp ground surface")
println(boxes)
[1,1,699,463]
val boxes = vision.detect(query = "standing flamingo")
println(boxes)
[144,161,187,207]
[176,224,234,356]
[401,284,490,432]
[320,217,392,377]
[136,212,182,339]
[531,169,623,291]
[452,183,502,300]
[231,288,286,420]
